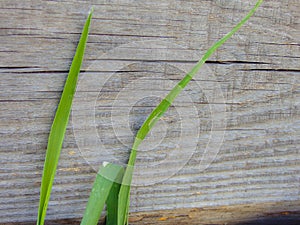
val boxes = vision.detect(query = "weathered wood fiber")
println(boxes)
[0,0,299,223]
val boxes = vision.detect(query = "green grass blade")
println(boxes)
[117,1,263,224]
[80,163,124,225]
[105,166,125,225]
[37,9,93,225]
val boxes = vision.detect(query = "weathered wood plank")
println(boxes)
[1,201,300,225]
[0,0,299,223]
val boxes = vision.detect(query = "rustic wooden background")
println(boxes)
[0,0,299,224]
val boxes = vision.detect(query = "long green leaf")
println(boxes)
[37,9,93,225]
[105,168,124,225]
[80,163,124,225]
[117,1,263,224]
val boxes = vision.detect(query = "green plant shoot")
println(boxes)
[37,9,93,225]
[117,1,263,224]
[80,163,124,225]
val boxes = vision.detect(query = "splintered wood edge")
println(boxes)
[2,200,299,225]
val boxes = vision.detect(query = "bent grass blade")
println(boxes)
[117,1,264,224]
[37,9,93,225]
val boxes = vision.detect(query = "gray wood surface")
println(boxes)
[0,0,299,223]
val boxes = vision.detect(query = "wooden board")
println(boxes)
[2,201,300,225]
[0,0,299,223]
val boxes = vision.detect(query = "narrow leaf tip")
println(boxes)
[89,7,94,16]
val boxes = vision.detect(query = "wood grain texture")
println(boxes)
[2,201,300,225]
[0,0,299,223]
